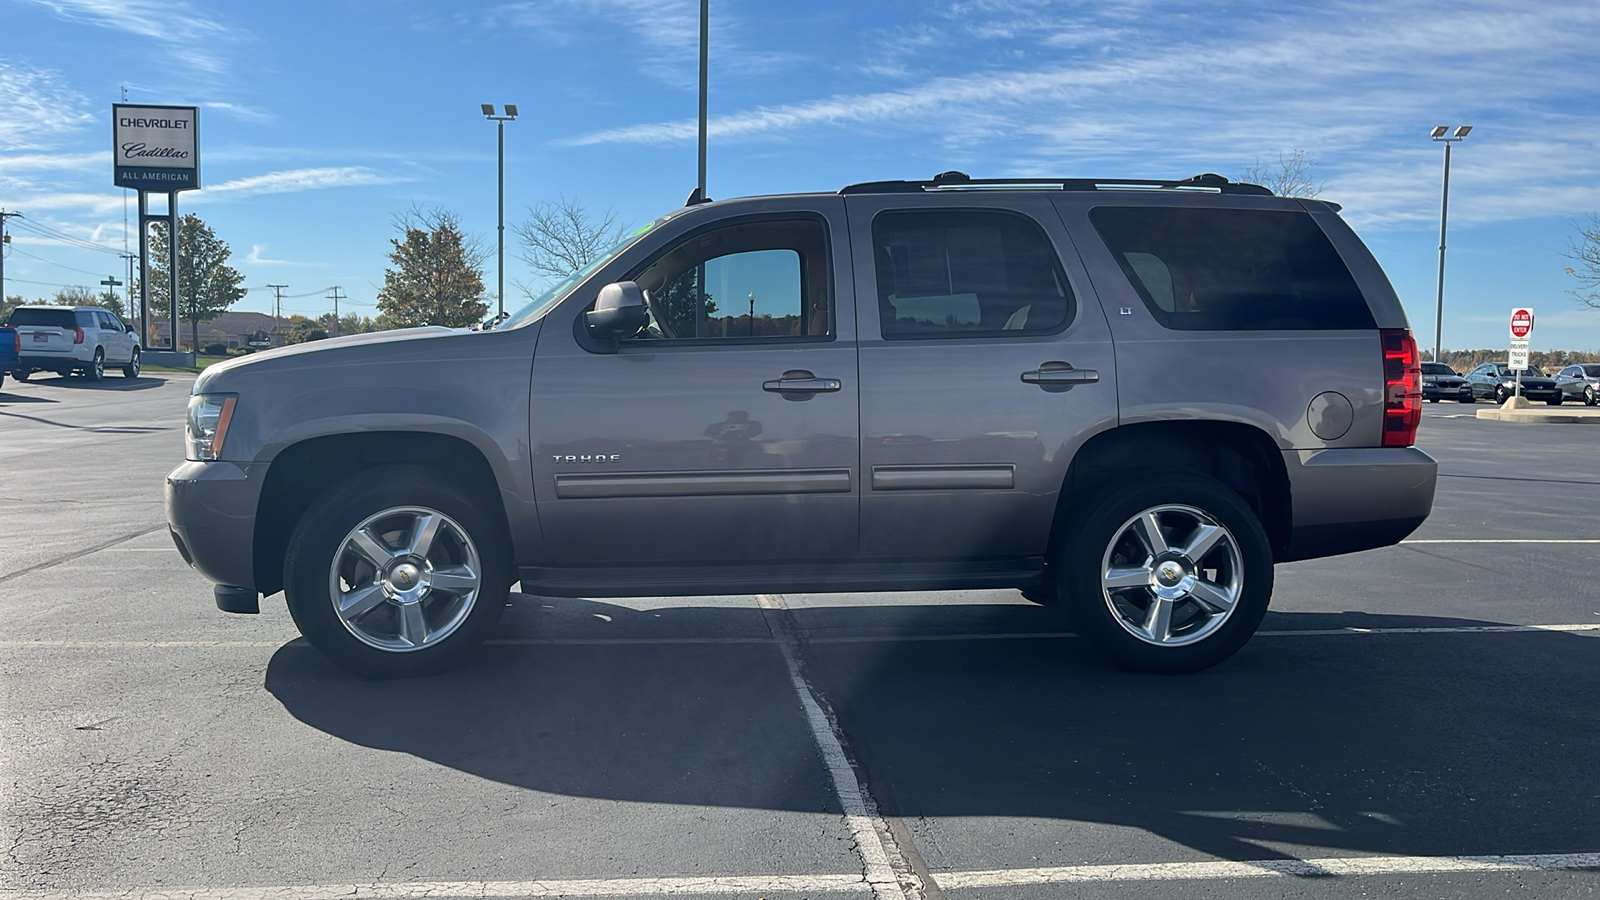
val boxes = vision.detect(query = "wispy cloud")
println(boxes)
[246,243,288,265]
[560,0,1600,228]
[22,0,240,72]
[202,101,275,124]
[0,63,93,152]
[193,166,408,201]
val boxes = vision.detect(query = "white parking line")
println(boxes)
[0,874,872,899]
[1402,539,1600,544]
[757,594,918,900]
[934,851,1600,889]
[4,851,1597,899]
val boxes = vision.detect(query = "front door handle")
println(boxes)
[763,369,842,395]
[1022,362,1099,388]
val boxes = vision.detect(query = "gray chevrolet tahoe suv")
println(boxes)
[167,172,1437,677]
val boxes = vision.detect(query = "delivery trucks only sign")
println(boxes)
[113,104,199,191]
[1509,307,1534,369]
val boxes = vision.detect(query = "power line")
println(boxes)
[9,246,114,279]
[8,218,125,256]
[327,285,345,336]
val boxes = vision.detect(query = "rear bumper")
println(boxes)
[17,351,88,368]
[166,460,268,590]
[1280,447,1437,562]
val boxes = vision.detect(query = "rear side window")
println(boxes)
[1090,207,1375,331]
[872,209,1074,339]
[6,308,77,328]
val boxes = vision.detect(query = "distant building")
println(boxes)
[139,311,294,351]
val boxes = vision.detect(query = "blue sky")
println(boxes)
[2,0,1598,350]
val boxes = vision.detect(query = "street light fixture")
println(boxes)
[1430,123,1471,366]
[481,103,517,323]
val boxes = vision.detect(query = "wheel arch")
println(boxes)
[1051,420,1292,562]
[252,431,512,596]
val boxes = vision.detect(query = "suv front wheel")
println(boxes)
[1059,476,1272,674]
[283,466,509,677]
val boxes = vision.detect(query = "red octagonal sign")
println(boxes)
[1510,308,1533,339]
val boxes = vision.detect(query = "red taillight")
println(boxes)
[1381,328,1421,448]
[71,327,84,344]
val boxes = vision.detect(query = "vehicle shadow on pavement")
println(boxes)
[264,600,1600,865]
[9,374,170,391]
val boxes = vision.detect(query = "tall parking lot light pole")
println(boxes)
[481,104,518,322]
[1430,124,1471,365]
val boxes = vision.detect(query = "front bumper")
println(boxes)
[166,460,268,591]
[1280,447,1438,562]
[1423,382,1471,401]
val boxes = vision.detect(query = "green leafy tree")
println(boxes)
[2,294,25,322]
[140,214,247,351]
[285,315,328,344]
[48,285,124,318]
[375,207,488,328]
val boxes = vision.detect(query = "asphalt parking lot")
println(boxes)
[2,374,1597,900]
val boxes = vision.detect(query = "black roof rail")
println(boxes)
[838,171,1275,196]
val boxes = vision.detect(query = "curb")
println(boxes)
[1475,403,1600,424]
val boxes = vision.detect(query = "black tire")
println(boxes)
[1495,386,1509,404]
[122,347,140,379]
[1427,397,1439,403]
[86,348,104,382]
[1586,387,1597,407]
[283,465,510,677]
[1056,476,1273,674]
[1547,395,1562,406]
[15,369,30,382]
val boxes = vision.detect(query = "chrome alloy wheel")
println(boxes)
[1100,504,1244,647]
[327,506,482,652]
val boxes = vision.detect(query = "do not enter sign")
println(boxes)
[1510,308,1534,339]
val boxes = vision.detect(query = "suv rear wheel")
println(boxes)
[85,348,104,382]
[283,466,509,677]
[1058,476,1272,674]
[122,347,140,379]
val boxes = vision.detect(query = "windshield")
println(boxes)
[1497,367,1543,378]
[1421,363,1455,375]
[1581,365,1600,377]
[497,218,667,330]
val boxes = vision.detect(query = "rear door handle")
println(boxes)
[1022,362,1099,387]
[763,369,842,395]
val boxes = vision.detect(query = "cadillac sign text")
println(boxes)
[113,104,199,191]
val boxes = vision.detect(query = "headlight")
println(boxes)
[186,394,238,461]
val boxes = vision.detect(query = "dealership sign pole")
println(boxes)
[113,104,199,352]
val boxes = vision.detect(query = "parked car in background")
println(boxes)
[1464,362,1561,404]
[1420,361,1471,402]
[169,171,1438,679]
[0,326,17,390]
[7,306,141,382]
[1554,364,1600,406]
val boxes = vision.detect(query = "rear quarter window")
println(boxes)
[1090,207,1376,331]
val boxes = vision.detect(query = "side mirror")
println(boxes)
[585,281,648,342]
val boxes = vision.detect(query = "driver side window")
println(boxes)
[627,218,830,341]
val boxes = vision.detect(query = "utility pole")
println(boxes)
[266,284,287,323]
[121,252,139,334]
[326,286,345,336]
[100,275,123,317]
[0,209,22,305]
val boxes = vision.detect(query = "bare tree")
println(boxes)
[1241,149,1324,198]
[513,196,630,288]
[1565,214,1600,310]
